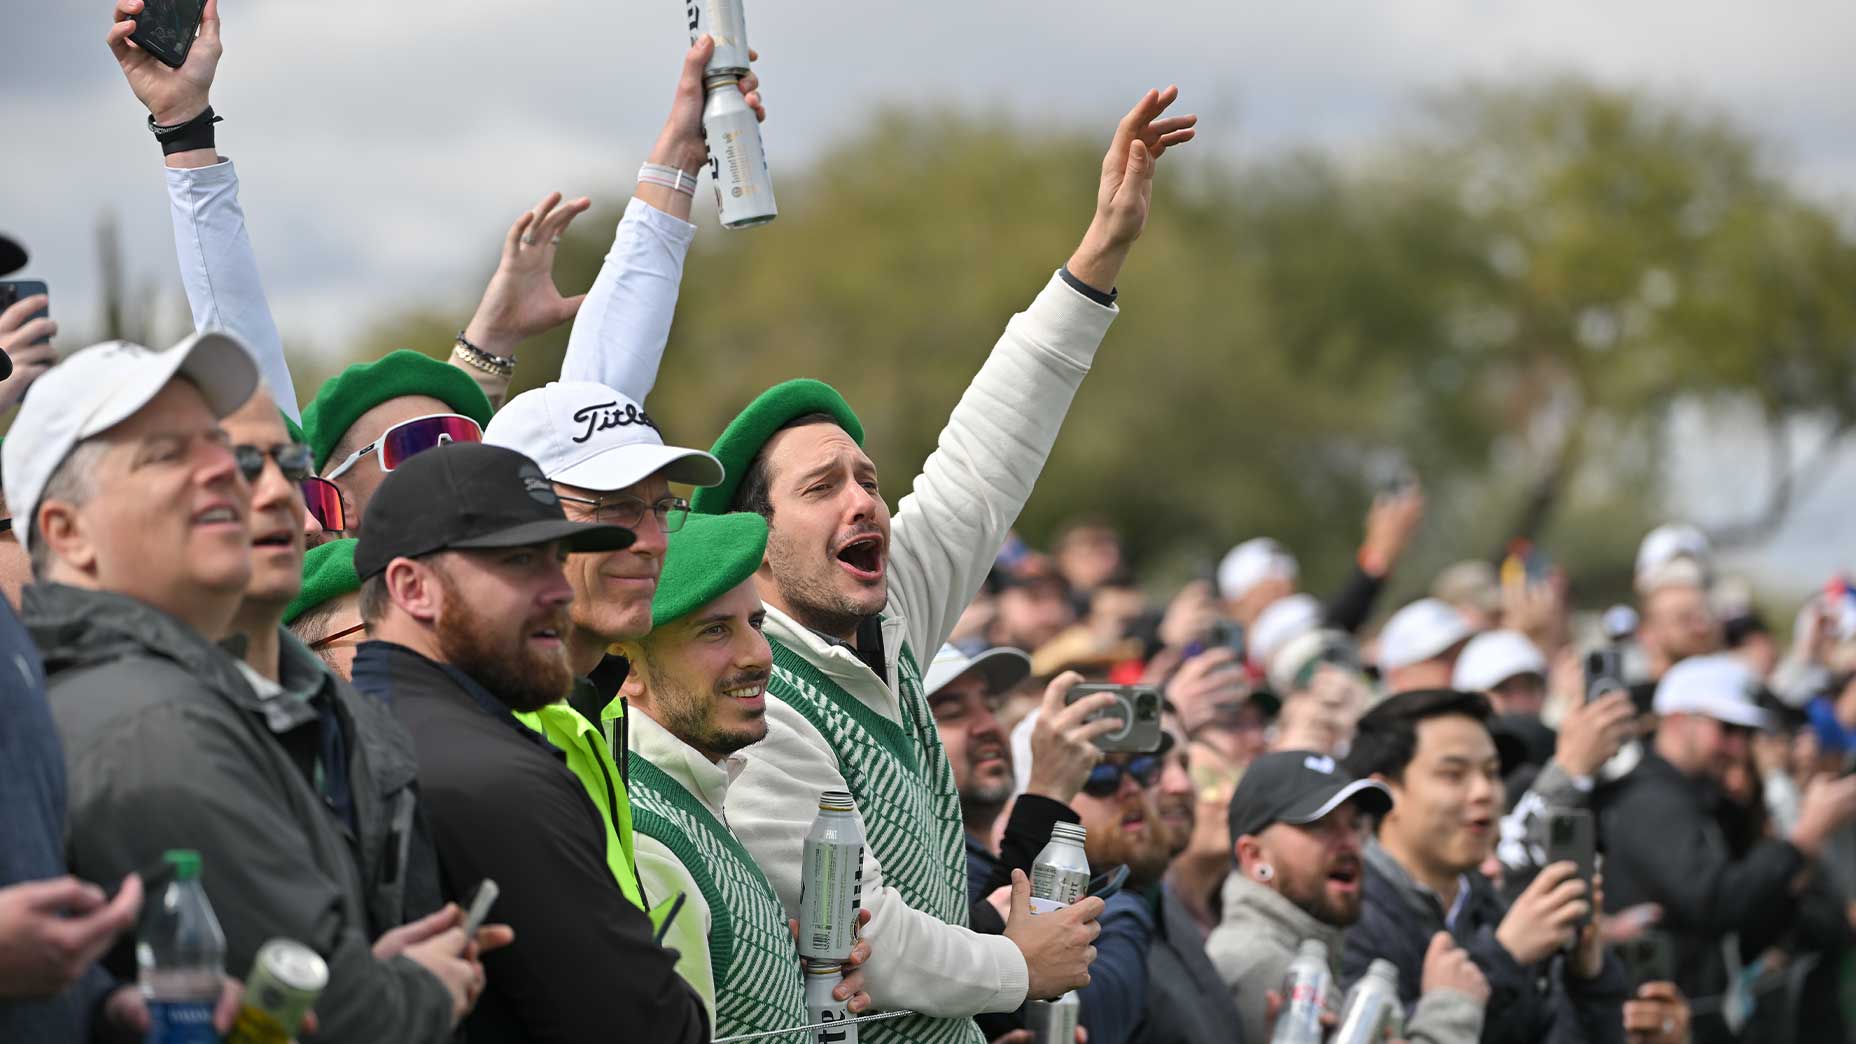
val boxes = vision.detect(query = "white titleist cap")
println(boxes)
[484,381,723,492]
[924,643,1033,699]
[1218,537,1299,603]
[3,333,260,556]
[1635,523,1712,594]
[1451,630,1547,693]
[1654,653,1772,730]
[1377,598,1475,672]
[1249,593,1322,671]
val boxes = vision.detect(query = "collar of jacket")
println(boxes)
[1218,870,1347,967]
[23,582,259,708]
[761,603,909,719]
[350,639,559,757]
[1364,835,1475,927]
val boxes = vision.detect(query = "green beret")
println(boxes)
[689,379,864,516]
[285,538,361,625]
[282,410,306,446]
[651,513,769,630]
[301,350,494,471]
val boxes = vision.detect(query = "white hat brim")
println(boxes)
[550,443,724,493]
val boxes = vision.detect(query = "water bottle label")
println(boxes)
[147,999,219,1044]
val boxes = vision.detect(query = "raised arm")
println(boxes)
[558,36,765,399]
[887,88,1196,656]
[109,0,299,419]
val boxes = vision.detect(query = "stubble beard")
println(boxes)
[764,524,884,637]
[434,574,573,714]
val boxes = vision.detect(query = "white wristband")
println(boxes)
[638,163,699,197]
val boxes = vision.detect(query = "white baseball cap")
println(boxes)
[1249,593,1322,671]
[3,333,259,556]
[1451,630,1547,693]
[484,381,723,492]
[1377,598,1476,672]
[1635,523,1712,593]
[1268,627,1361,695]
[924,643,1033,699]
[1218,537,1299,602]
[1653,653,1772,730]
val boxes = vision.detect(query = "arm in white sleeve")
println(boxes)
[166,159,299,419]
[634,835,718,1030]
[727,699,1030,1015]
[886,271,1118,658]
[559,197,697,402]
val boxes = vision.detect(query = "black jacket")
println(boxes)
[354,640,706,1044]
[1346,839,1626,1044]
[1130,885,1245,1044]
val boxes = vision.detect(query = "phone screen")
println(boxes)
[132,0,206,66]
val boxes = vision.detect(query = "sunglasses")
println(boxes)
[310,622,366,649]
[235,443,314,484]
[323,413,482,481]
[555,493,691,533]
[300,477,346,532]
[1082,754,1163,798]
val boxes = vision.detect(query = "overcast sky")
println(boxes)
[4,0,1855,591]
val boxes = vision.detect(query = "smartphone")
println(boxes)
[1616,933,1674,988]
[0,281,48,345]
[461,879,500,942]
[1584,645,1627,705]
[1544,809,1596,932]
[1065,684,1163,753]
[128,0,206,69]
[1086,865,1130,902]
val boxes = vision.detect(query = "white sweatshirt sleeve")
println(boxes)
[727,698,1030,1016]
[166,159,300,420]
[885,272,1118,658]
[559,197,697,401]
[634,834,718,1030]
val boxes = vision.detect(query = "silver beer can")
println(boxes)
[685,0,751,76]
[1026,991,1079,1044]
[1331,958,1405,1044]
[803,958,858,1044]
[1029,822,1089,914]
[701,75,778,230]
[798,790,864,960]
[226,938,327,1044]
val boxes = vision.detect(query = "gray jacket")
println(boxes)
[1210,871,1484,1044]
[25,583,455,1043]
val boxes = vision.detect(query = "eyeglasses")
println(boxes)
[310,622,366,649]
[323,413,482,481]
[234,443,315,484]
[0,518,11,535]
[300,477,346,532]
[555,493,690,533]
[1082,755,1163,798]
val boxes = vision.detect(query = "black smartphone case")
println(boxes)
[129,0,202,69]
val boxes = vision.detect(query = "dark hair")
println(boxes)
[731,412,845,520]
[1343,688,1493,784]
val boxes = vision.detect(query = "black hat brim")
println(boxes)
[1276,778,1394,828]
[450,518,635,554]
[0,234,25,277]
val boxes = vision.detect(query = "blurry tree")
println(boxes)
[350,79,1856,612]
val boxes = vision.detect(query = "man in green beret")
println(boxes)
[614,512,873,1038]
[287,539,367,678]
[302,349,495,537]
[701,90,1195,1043]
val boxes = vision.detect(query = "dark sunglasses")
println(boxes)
[556,493,691,533]
[1082,755,1163,798]
[234,443,315,484]
[300,476,346,532]
[323,413,482,480]
[310,622,366,650]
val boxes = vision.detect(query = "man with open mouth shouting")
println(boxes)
[697,88,1198,1044]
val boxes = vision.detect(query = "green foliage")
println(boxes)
[346,78,1856,608]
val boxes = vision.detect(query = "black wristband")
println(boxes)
[149,106,221,156]
[1059,264,1118,306]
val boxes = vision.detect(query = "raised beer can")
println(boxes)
[701,75,778,230]
[803,958,857,1044]
[685,0,752,76]
[1029,822,1089,914]
[798,790,864,960]
[1026,992,1079,1044]
[226,939,327,1044]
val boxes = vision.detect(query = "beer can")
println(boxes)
[1029,822,1089,914]
[803,958,857,1044]
[798,790,864,960]
[1026,992,1079,1044]
[685,0,752,76]
[702,75,778,230]
[226,939,327,1044]
[1269,939,1333,1044]
[1331,958,1404,1044]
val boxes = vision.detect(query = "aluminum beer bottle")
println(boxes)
[701,74,778,229]
[1029,822,1089,914]
[1268,939,1333,1044]
[1331,959,1405,1044]
[685,0,751,76]
[139,850,226,1044]
[803,958,857,1044]
[226,939,328,1044]
[1026,989,1079,1044]
[799,790,865,961]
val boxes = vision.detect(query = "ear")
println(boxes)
[1233,833,1263,872]
[616,642,649,697]
[385,558,442,624]
[36,499,96,578]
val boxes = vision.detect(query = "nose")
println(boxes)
[970,704,1005,746]
[843,481,880,523]
[200,438,247,493]
[302,501,325,539]
[628,509,670,561]
[1117,768,1143,801]
[539,562,576,608]
[741,625,773,673]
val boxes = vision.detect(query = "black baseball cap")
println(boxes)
[1227,748,1393,841]
[354,442,634,579]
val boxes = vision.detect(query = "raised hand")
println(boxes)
[1066,86,1197,293]
[461,192,594,360]
[1495,860,1589,966]
[0,293,57,412]
[1025,671,1116,803]
[107,0,221,125]
[651,35,765,176]
[1553,691,1636,779]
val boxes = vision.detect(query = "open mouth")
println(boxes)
[1121,809,1147,833]
[529,625,563,647]
[834,534,884,581]
[194,504,241,528]
[252,527,294,549]
[1465,816,1492,835]
[1327,860,1361,889]
[722,682,766,703]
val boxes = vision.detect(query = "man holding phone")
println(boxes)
[0,233,55,414]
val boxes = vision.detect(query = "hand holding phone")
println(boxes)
[1543,809,1597,932]
[108,0,222,128]
[127,0,207,69]
[1063,684,1164,753]
[461,879,499,950]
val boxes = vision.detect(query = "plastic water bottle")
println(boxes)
[1268,939,1332,1044]
[138,849,226,1044]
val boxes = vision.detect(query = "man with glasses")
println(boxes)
[286,539,366,678]
[303,350,494,536]
[1208,749,1487,1043]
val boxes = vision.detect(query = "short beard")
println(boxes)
[959,775,1015,823]
[640,645,769,758]
[1281,869,1361,928]
[764,522,882,638]
[433,568,572,714]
